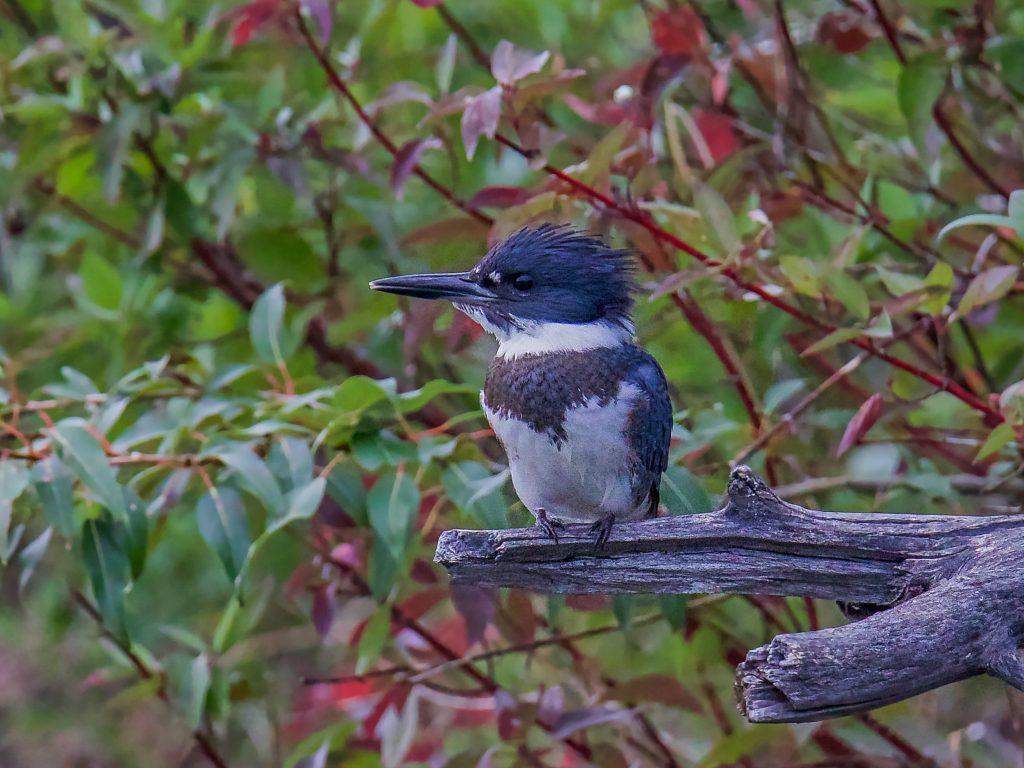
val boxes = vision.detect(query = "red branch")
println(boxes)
[492,134,1003,425]
[297,5,1003,427]
[297,11,765,433]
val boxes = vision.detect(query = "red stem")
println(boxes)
[493,134,1004,425]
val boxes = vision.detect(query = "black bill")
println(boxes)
[369,272,496,304]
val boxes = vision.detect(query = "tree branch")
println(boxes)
[436,466,1024,723]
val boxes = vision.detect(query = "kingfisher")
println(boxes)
[370,225,673,548]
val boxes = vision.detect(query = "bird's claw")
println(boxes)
[535,508,565,544]
[589,514,616,551]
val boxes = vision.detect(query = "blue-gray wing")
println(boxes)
[624,351,673,498]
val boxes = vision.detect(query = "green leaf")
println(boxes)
[353,433,418,471]
[922,262,954,315]
[937,213,1019,242]
[875,266,924,297]
[436,33,457,95]
[50,422,127,522]
[976,422,1015,461]
[216,446,285,514]
[441,462,508,528]
[197,487,251,582]
[897,54,946,157]
[356,606,391,674]
[762,379,805,415]
[82,517,130,644]
[779,256,821,298]
[694,180,740,254]
[165,653,211,732]
[250,284,295,366]
[824,269,870,320]
[0,461,31,562]
[660,466,713,515]
[658,594,688,631]
[18,527,52,593]
[952,265,1019,321]
[270,437,315,491]
[801,327,861,356]
[368,471,419,561]
[1008,189,1024,227]
[395,380,478,413]
[123,487,148,580]
[332,376,394,412]
[369,536,399,600]
[80,252,123,311]
[238,229,324,292]
[326,463,368,526]
[863,310,893,339]
[272,477,327,532]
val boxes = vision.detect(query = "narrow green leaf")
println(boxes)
[976,422,1015,461]
[937,213,1019,242]
[441,462,508,528]
[694,180,740,254]
[0,461,31,563]
[249,284,288,366]
[216,446,285,514]
[762,379,806,415]
[368,471,419,561]
[50,422,127,522]
[325,463,368,526]
[1008,189,1024,227]
[897,55,945,157]
[922,262,954,315]
[197,487,251,582]
[824,270,870,320]
[353,433,419,471]
[801,327,861,356]
[659,594,688,630]
[356,606,391,674]
[953,265,1019,321]
[18,527,53,593]
[81,517,130,643]
[165,653,211,732]
[270,436,314,491]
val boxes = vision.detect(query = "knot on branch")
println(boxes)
[726,465,785,516]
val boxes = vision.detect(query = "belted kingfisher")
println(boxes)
[370,225,672,548]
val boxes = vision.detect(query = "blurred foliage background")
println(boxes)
[2,0,1024,765]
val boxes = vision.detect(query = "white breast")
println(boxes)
[483,382,647,524]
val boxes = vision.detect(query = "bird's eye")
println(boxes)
[512,274,534,291]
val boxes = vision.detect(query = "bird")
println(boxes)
[369,224,673,549]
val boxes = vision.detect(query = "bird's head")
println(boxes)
[370,225,636,357]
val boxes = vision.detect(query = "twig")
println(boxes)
[72,591,230,768]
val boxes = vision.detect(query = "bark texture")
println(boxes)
[434,466,1024,722]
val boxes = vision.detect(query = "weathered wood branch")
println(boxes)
[435,466,1024,723]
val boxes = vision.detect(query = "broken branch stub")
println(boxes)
[434,466,1024,723]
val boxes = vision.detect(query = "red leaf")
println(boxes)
[410,558,439,584]
[693,109,739,163]
[837,393,884,456]
[651,6,706,56]
[391,137,442,200]
[562,94,629,126]
[461,86,502,159]
[491,40,550,85]
[229,0,278,46]
[451,584,497,647]
[606,674,703,711]
[468,186,534,209]
[311,584,335,637]
[565,593,610,611]
[817,12,872,54]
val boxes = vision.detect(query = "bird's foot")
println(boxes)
[535,508,565,544]
[589,513,616,551]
